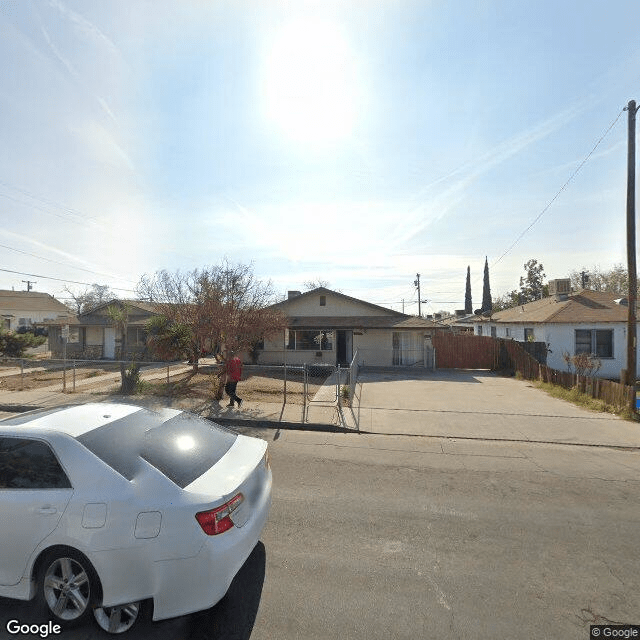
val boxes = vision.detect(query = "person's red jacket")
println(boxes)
[226,356,242,382]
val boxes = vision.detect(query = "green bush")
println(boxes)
[0,330,46,357]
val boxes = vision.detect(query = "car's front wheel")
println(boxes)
[38,549,97,627]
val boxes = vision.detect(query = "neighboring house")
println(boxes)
[438,310,476,333]
[473,279,638,379]
[257,287,445,368]
[0,290,72,332]
[48,300,160,360]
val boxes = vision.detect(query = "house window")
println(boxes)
[524,328,534,342]
[490,326,496,338]
[575,329,613,358]
[286,330,334,351]
[126,327,147,347]
[477,326,483,336]
[505,328,511,337]
[320,295,326,306]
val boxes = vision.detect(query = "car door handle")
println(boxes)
[37,506,58,515]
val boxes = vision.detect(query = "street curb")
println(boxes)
[210,417,350,433]
[0,404,44,413]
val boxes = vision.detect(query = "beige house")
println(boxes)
[48,300,159,360]
[0,290,71,332]
[257,287,445,368]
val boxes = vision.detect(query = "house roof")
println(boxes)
[79,299,160,317]
[273,287,444,330]
[480,290,635,324]
[271,287,407,317]
[0,290,71,318]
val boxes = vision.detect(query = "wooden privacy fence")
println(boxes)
[432,333,507,370]
[433,332,635,412]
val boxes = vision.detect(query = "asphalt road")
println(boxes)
[2,426,638,640]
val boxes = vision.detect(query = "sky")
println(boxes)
[1,0,640,316]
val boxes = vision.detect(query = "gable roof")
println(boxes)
[484,290,634,324]
[0,290,70,316]
[79,299,161,318]
[271,287,406,317]
[273,287,444,329]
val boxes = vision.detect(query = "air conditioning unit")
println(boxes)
[548,279,571,296]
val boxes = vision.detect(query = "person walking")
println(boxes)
[225,351,243,408]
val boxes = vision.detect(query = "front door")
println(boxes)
[104,327,116,359]
[336,330,352,366]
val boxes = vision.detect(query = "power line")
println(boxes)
[0,180,100,226]
[492,107,626,268]
[0,267,136,292]
[0,242,135,282]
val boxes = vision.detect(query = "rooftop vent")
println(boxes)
[614,297,629,306]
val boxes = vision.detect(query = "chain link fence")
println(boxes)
[0,357,361,428]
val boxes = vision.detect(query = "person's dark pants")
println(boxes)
[225,381,241,406]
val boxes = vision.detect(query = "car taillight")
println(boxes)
[196,494,244,536]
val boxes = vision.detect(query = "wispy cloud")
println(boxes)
[0,228,125,280]
[37,0,124,125]
[392,100,590,247]
[48,0,120,57]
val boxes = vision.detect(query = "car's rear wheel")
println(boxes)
[93,601,142,634]
[38,550,97,627]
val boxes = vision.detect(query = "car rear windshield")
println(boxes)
[77,410,237,487]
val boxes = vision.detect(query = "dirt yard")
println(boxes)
[0,362,122,391]
[0,361,328,404]
[141,370,321,405]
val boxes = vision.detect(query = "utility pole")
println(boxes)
[414,274,421,317]
[580,271,590,289]
[625,99,638,392]
[22,280,36,291]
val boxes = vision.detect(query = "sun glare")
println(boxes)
[262,17,358,148]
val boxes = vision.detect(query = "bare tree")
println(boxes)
[136,260,287,371]
[568,264,628,295]
[303,279,330,291]
[64,284,113,314]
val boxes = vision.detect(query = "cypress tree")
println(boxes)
[482,257,492,313]
[464,266,472,314]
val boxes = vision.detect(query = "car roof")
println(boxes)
[0,403,157,437]
[0,403,238,487]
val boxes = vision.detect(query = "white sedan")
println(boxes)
[0,402,272,634]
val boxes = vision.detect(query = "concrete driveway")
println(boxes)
[349,369,640,448]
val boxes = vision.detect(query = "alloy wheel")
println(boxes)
[93,602,141,634]
[43,556,91,621]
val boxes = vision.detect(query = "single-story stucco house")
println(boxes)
[256,287,446,368]
[473,279,639,379]
[48,300,159,360]
[0,290,71,332]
